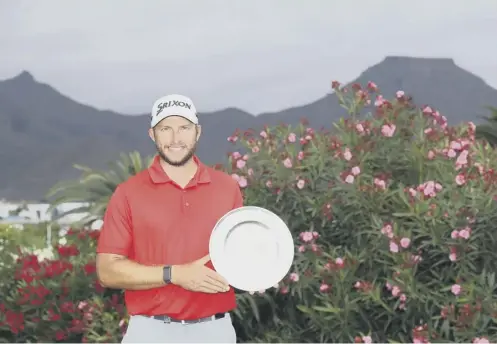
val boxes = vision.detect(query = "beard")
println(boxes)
[156,141,197,167]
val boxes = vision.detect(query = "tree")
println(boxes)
[8,203,27,216]
[46,151,153,226]
[475,106,497,146]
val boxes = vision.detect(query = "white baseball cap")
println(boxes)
[150,94,198,127]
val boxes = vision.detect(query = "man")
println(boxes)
[96,94,243,343]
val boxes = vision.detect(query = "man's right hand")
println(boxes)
[171,255,231,293]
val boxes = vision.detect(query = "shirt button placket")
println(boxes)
[182,189,189,212]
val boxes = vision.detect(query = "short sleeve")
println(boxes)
[96,185,133,256]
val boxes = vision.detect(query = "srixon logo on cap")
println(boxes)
[155,100,192,116]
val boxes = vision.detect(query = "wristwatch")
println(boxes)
[163,265,172,284]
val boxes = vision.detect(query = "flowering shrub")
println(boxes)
[0,228,127,343]
[225,81,497,343]
[1,80,497,343]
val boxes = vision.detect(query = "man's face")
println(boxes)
[149,116,201,167]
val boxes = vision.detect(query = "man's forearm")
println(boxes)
[97,258,166,290]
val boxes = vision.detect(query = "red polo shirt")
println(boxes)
[96,155,243,320]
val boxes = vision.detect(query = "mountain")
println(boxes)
[1,56,497,201]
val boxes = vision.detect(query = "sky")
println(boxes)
[1,0,496,115]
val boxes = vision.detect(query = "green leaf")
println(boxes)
[312,306,341,313]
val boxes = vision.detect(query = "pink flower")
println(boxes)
[389,241,399,253]
[298,245,305,253]
[238,176,247,188]
[362,335,372,344]
[296,179,305,189]
[343,148,352,161]
[456,150,469,169]
[427,150,435,160]
[399,294,407,302]
[83,311,93,321]
[400,237,411,248]
[288,133,296,143]
[260,131,268,138]
[367,81,378,91]
[381,224,393,238]
[289,273,299,282]
[455,173,466,185]
[265,180,272,188]
[391,285,401,297]
[335,258,344,267]
[236,159,246,169]
[374,178,386,189]
[449,252,457,261]
[396,90,405,98]
[247,168,254,176]
[451,284,461,295]
[451,230,459,239]
[459,227,471,239]
[473,337,490,344]
[423,106,433,114]
[418,181,442,198]
[300,231,314,242]
[447,149,457,158]
[450,141,462,151]
[345,175,355,184]
[297,151,304,160]
[381,124,396,137]
[319,283,330,292]
[411,254,422,263]
[375,95,385,107]
[252,146,260,153]
[283,157,293,168]
[356,123,365,134]
[468,121,476,131]
[232,151,242,159]
[351,166,361,176]
[408,188,417,197]
[474,162,484,175]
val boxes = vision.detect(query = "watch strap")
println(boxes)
[163,265,172,284]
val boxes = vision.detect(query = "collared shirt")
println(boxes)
[96,155,243,319]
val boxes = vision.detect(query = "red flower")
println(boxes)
[60,301,75,313]
[84,261,97,275]
[57,244,80,257]
[48,309,61,321]
[55,330,66,341]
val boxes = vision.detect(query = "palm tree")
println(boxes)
[46,151,154,227]
[475,106,497,147]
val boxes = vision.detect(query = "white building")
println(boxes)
[0,200,92,227]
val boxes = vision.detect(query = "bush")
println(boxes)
[223,81,497,343]
[0,223,56,251]
[1,80,497,343]
[0,228,127,343]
